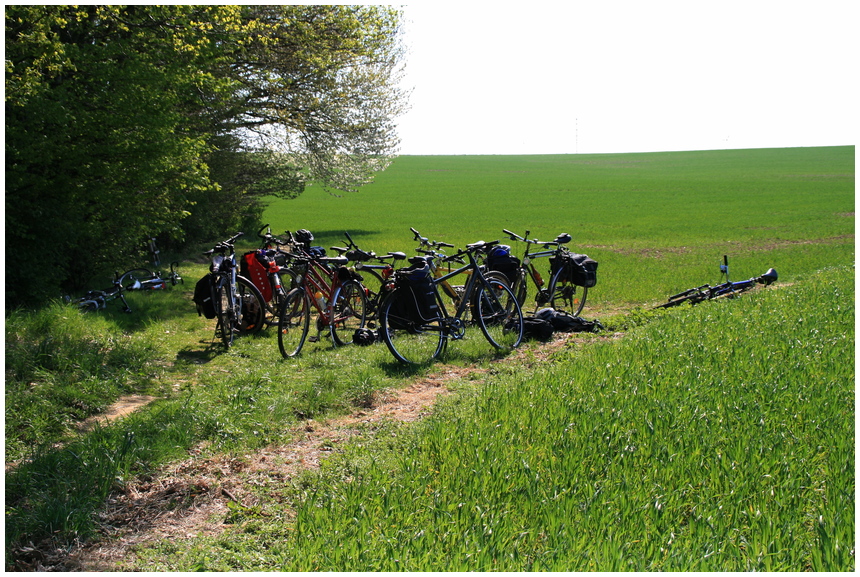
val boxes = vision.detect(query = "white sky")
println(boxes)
[394,1,857,155]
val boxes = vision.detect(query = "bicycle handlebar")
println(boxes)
[204,232,244,255]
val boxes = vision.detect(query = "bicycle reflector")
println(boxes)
[382,266,394,279]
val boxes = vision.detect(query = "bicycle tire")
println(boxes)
[214,279,234,347]
[118,268,153,291]
[236,275,265,335]
[330,280,368,346]
[468,271,511,322]
[278,288,310,358]
[474,280,524,351]
[379,287,446,365]
[548,263,587,316]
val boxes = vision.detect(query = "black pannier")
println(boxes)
[486,244,520,285]
[388,261,440,329]
[193,274,217,319]
[550,253,598,288]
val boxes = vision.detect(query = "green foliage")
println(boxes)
[5,5,407,307]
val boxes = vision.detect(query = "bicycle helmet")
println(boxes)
[294,229,314,247]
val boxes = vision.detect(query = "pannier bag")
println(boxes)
[240,251,273,302]
[550,253,598,288]
[193,274,217,319]
[487,244,520,285]
[389,261,440,329]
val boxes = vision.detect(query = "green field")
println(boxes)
[5,146,854,570]
[264,146,854,307]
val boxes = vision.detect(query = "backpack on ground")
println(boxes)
[522,316,555,340]
[193,274,217,319]
[487,244,520,285]
[535,308,602,333]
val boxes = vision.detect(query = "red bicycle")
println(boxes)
[277,230,368,357]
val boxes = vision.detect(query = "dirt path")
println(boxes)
[34,334,585,571]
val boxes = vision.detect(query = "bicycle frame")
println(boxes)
[432,247,512,332]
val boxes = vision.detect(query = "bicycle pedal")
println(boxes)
[308,335,320,343]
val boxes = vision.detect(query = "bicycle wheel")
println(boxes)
[468,271,511,322]
[548,264,587,316]
[475,280,524,351]
[236,276,265,335]
[278,288,310,358]
[118,268,153,291]
[379,287,446,365]
[330,280,368,346]
[214,279,235,347]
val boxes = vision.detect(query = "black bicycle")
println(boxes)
[655,255,778,309]
[65,277,132,313]
[378,239,524,365]
[501,229,597,316]
[199,233,266,347]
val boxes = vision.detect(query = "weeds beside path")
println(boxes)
[30,333,581,571]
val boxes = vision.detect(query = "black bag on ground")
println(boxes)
[550,253,598,288]
[522,316,555,340]
[487,244,520,285]
[536,308,602,333]
[389,261,440,328]
[193,274,217,319]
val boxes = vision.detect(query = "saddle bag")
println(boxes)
[486,244,520,285]
[550,253,598,288]
[192,274,217,319]
[240,251,273,302]
[389,261,439,329]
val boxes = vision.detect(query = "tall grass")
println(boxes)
[162,266,852,571]
[5,147,853,569]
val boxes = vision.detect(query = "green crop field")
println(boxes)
[264,146,854,308]
[5,146,854,571]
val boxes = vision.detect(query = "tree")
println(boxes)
[5,5,408,307]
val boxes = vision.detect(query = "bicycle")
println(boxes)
[117,237,183,291]
[330,232,407,324]
[409,227,511,321]
[276,230,369,357]
[198,232,266,348]
[654,255,778,309]
[501,229,595,316]
[65,276,132,313]
[378,239,524,365]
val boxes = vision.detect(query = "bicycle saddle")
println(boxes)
[760,268,778,285]
[555,233,572,244]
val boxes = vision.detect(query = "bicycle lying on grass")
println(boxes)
[654,255,778,309]
[65,277,132,313]
[116,237,183,291]
[499,229,597,316]
[194,233,265,348]
[378,238,524,365]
